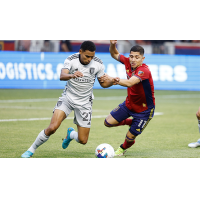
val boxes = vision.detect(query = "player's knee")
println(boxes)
[104,120,109,127]
[104,119,112,127]
[79,138,88,145]
[46,124,58,135]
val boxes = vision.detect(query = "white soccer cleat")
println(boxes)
[188,139,200,148]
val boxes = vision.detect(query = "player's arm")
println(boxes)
[115,76,141,87]
[60,69,83,81]
[98,74,114,88]
[109,40,120,61]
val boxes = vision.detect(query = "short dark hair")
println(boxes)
[80,41,96,52]
[130,45,144,55]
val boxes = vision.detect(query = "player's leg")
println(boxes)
[21,109,66,158]
[45,109,67,136]
[62,125,90,149]
[188,107,200,148]
[77,125,90,144]
[62,102,92,149]
[115,131,136,156]
[115,108,155,156]
[104,102,132,127]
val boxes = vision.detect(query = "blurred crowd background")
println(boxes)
[1,40,200,55]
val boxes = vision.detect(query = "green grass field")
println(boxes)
[0,89,200,158]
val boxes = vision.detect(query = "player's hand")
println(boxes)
[99,74,110,83]
[113,77,120,85]
[72,71,83,78]
[110,40,117,45]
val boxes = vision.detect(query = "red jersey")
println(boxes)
[119,54,155,113]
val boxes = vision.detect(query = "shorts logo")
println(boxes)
[138,71,144,76]
[112,106,120,112]
[89,68,95,74]
[57,101,62,107]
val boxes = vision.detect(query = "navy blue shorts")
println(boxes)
[110,101,155,136]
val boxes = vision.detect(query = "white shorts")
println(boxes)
[53,96,93,128]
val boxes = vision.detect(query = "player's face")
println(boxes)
[79,49,95,65]
[129,51,145,69]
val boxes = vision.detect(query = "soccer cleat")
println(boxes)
[114,147,127,156]
[21,151,33,158]
[62,127,74,149]
[188,139,200,148]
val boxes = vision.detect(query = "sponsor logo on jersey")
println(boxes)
[136,129,141,132]
[138,71,144,76]
[74,77,93,83]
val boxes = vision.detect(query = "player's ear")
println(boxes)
[79,49,82,54]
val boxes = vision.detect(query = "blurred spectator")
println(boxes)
[117,40,136,53]
[148,40,174,54]
[60,40,72,52]
[149,40,174,44]
[136,40,151,45]
[41,40,54,52]
[173,40,192,43]
[17,40,31,51]
[191,40,200,43]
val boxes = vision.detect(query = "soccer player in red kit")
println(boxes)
[103,40,155,156]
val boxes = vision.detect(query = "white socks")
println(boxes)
[28,130,50,153]
[70,130,79,143]
[27,129,80,154]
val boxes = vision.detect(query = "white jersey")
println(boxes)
[61,53,105,105]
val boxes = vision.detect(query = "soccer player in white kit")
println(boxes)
[21,41,114,158]
[188,107,200,148]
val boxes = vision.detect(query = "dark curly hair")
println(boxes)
[80,41,96,52]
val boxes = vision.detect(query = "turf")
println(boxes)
[0,89,200,158]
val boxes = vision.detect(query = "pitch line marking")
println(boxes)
[0,96,125,103]
[1,94,200,103]
[0,106,110,112]
[0,113,163,122]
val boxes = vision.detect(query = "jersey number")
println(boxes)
[82,112,92,122]
[138,120,147,128]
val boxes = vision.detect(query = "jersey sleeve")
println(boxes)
[134,67,150,82]
[96,64,105,78]
[62,58,72,71]
[119,54,129,65]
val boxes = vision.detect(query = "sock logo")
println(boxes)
[57,101,62,107]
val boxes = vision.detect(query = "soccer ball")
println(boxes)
[95,143,115,158]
